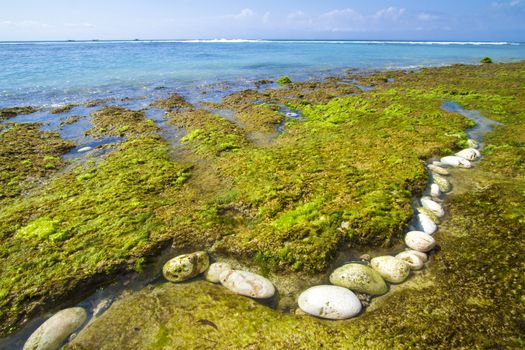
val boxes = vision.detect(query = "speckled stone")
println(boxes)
[329,263,388,295]
[162,251,209,282]
[219,270,275,299]
[370,256,410,284]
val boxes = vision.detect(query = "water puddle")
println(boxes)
[442,101,501,143]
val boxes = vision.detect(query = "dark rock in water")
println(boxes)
[255,79,273,88]
[480,57,493,64]
[0,106,38,120]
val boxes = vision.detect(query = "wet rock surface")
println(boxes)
[23,307,86,350]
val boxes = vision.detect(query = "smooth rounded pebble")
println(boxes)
[421,196,445,217]
[395,251,424,270]
[220,270,275,299]
[77,146,92,153]
[298,285,362,320]
[162,251,209,283]
[370,256,410,284]
[24,307,87,350]
[329,263,388,295]
[430,183,441,198]
[433,174,451,193]
[456,148,480,161]
[204,262,232,283]
[441,156,472,168]
[428,164,450,176]
[405,249,428,262]
[417,213,437,235]
[467,139,479,149]
[405,231,436,252]
[418,208,440,224]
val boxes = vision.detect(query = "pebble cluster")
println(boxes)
[296,141,481,319]
[23,141,482,349]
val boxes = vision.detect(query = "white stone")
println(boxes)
[220,270,275,299]
[405,231,436,252]
[23,307,87,350]
[77,146,92,153]
[162,251,209,283]
[432,161,447,167]
[433,174,451,193]
[428,164,450,176]
[329,263,388,295]
[370,256,410,284]
[441,156,472,168]
[430,184,441,198]
[286,112,299,117]
[395,251,424,270]
[456,148,480,161]
[421,196,445,217]
[417,213,437,235]
[298,285,362,320]
[406,249,428,262]
[204,262,232,283]
[467,139,479,149]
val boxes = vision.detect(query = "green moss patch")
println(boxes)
[86,107,159,138]
[0,106,39,121]
[149,93,193,111]
[0,123,74,200]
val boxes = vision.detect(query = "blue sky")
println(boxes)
[1,0,524,41]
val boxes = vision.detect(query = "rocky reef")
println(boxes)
[1,61,524,349]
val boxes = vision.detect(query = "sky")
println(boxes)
[0,0,524,41]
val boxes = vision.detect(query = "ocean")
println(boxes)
[1,40,525,109]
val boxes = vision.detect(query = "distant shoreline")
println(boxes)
[0,39,523,45]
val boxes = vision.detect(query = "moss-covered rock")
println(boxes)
[86,107,159,138]
[0,106,38,120]
[276,76,292,85]
[0,123,74,200]
[149,93,192,111]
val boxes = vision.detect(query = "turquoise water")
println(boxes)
[1,40,525,108]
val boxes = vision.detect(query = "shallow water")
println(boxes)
[2,40,525,108]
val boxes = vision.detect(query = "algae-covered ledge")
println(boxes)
[1,62,525,349]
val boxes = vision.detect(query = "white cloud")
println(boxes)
[374,7,406,21]
[288,10,307,21]
[262,12,270,24]
[417,12,441,21]
[216,8,255,20]
[0,20,50,28]
[492,0,523,7]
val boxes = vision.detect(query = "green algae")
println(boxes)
[0,123,74,200]
[234,104,284,133]
[168,109,248,156]
[0,135,193,335]
[0,106,39,120]
[480,56,493,64]
[86,107,159,138]
[67,148,525,350]
[2,61,525,342]
[276,76,292,85]
[60,115,81,127]
[149,93,192,111]
[51,104,76,114]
